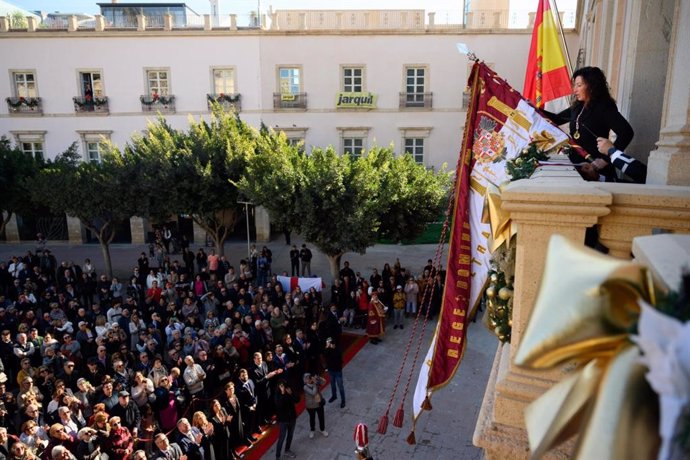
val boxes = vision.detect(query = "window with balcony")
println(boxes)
[401,66,432,109]
[342,66,364,92]
[208,68,240,111]
[74,71,108,114]
[404,138,425,164]
[11,131,46,161]
[141,69,175,113]
[275,66,306,109]
[7,71,41,114]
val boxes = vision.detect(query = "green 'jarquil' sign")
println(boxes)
[336,92,377,108]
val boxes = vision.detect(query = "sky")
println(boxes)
[7,0,578,17]
[7,0,467,16]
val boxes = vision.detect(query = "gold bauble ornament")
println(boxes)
[490,273,498,283]
[485,285,497,298]
[495,306,506,318]
[498,287,513,300]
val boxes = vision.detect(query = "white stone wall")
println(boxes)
[0,29,579,169]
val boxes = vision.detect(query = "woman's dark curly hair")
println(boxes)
[572,66,615,105]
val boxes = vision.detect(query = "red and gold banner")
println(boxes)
[523,0,572,108]
[414,62,568,413]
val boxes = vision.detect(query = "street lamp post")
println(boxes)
[238,201,253,261]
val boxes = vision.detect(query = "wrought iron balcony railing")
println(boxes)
[73,96,109,114]
[206,93,241,112]
[140,95,176,113]
[399,92,432,109]
[273,92,307,109]
[6,97,42,114]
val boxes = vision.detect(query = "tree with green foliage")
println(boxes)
[31,146,137,278]
[0,136,43,237]
[123,106,254,256]
[240,137,451,279]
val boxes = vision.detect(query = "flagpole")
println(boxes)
[548,0,574,75]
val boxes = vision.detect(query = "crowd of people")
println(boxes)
[0,241,442,460]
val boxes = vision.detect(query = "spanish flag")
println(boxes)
[523,0,572,108]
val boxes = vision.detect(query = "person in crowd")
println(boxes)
[323,337,345,408]
[273,380,298,459]
[152,433,184,460]
[366,292,386,344]
[302,372,328,440]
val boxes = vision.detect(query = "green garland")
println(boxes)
[207,93,241,104]
[73,97,108,108]
[506,141,550,180]
[484,242,515,343]
[6,97,40,108]
[140,95,175,106]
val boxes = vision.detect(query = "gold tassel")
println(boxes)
[406,430,416,445]
[422,396,432,411]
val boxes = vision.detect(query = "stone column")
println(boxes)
[230,14,237,30]
[68,15,78,32]
[137,14,146,31]
[299,13,306,30]
[2,212,20,242]
[428,12,435,27]
[473,179,612,459]
[129,217,148,245]
[66,216,86,244]
[255,206,271,243]
[647,0,690,185]
[204,14,212,30]
[0,17,9,32]
[164,14,173,31]
[26,16,37,31]
[94,15,105,32]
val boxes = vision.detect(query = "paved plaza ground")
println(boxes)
[0,237,497,460]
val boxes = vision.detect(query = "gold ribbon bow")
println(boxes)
[530,130,558,151]
[479,182,515,253]
[514,234,660,459]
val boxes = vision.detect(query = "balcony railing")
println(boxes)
[73,96,109,114]
[207,93,241,112]
[140,95,176,113]
[6,97,42,114]
[273,92,307,110]
[399,92,432,109]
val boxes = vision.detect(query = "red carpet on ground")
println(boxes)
[239,332,369,459]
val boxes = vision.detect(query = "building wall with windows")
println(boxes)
[0,25,581,169]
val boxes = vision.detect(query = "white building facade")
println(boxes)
[0,9,580,242]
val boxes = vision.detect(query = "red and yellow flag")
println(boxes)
[523,0,572,108]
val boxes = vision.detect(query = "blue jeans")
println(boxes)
[328,369,345,402]
[276,419,295,457]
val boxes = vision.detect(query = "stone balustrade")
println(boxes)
[473,166,690,459]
